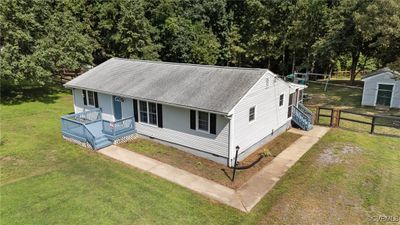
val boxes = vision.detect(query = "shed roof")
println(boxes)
[362,67,400,80]
[65,58,269,114]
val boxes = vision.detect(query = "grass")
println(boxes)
[305,82,400,136]
[305,82,400,116]
[254,129,400,224]
[119,132,301,189]
[1,88,399,224]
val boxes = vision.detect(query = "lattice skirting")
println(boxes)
[63,135,93,150]
[113,133,138,145]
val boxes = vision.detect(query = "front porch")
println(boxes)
[61,109,136,150]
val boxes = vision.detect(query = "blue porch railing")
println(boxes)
[298,103,313,120]
[102,116,135,138]
[63,108,102,124]
[61,116,97,149]
[61,108,135,150]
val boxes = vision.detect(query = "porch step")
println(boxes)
[95,136,109,144]
[94,139,112,150]
[94,136,112,150]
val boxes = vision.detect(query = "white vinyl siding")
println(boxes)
[362,72,400,108]
[73,89,229,158]
[72,89,114,121]
[230,73,291,161]
[136,105,229,158]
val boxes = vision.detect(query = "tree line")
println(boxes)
[1,0,399,91]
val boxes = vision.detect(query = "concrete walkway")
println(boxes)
[98,126,330,212]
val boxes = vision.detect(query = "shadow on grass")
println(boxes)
[328,80,364,87]
[1,85,69,105]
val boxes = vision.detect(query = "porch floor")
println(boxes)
[86,121,104,137]
[68,121,104,138]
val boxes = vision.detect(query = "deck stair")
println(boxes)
[93,136,112,150]
[292,103,313,131]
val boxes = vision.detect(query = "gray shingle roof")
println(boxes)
[362,67,400,80]
[65,58,268,114]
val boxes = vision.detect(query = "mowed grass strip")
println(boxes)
[1,90,399,224]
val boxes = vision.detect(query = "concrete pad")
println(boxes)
[99,145,161,171]
[289,126,330,138]
[150,164,206,191]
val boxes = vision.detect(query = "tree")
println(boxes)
[286,0,330,73]
[0,0,95,90]
[0,0,48,88]
[93,0,160,61]
[238,0,285,69]
[160,16,220,64]
[387,58,400,72]
[33,10,95,77]
[324,0,400,83]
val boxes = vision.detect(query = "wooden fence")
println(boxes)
[310,106,400,137]
[55,69,84,85]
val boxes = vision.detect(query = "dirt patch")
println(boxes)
[263,189,367,225]
[318,145,362,166]
[0,156,26,165]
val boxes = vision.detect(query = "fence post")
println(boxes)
[337,110,341,127]
[329,109,334,127]
[315,106,320,125]
[370,116,376,134]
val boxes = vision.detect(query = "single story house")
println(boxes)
[361,68,400,108]
[62,58,313,166]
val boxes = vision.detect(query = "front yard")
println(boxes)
[1,89,399,224]
[120,132,301,189]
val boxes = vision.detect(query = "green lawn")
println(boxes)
[305,82,400,136]
[1,90,399,224]
[305,82,400,116]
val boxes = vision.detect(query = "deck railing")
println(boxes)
[298,103,313,120]
[61,117,96,149]
[292,106,313,130]
[62,108,135,148]
[63,108,102,124]
[102,116,135,137]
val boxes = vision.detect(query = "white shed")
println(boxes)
[361,68,400,109]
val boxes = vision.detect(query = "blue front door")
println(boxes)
[113,96,122,120]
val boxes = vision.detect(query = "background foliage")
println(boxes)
[1,0,399,91]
